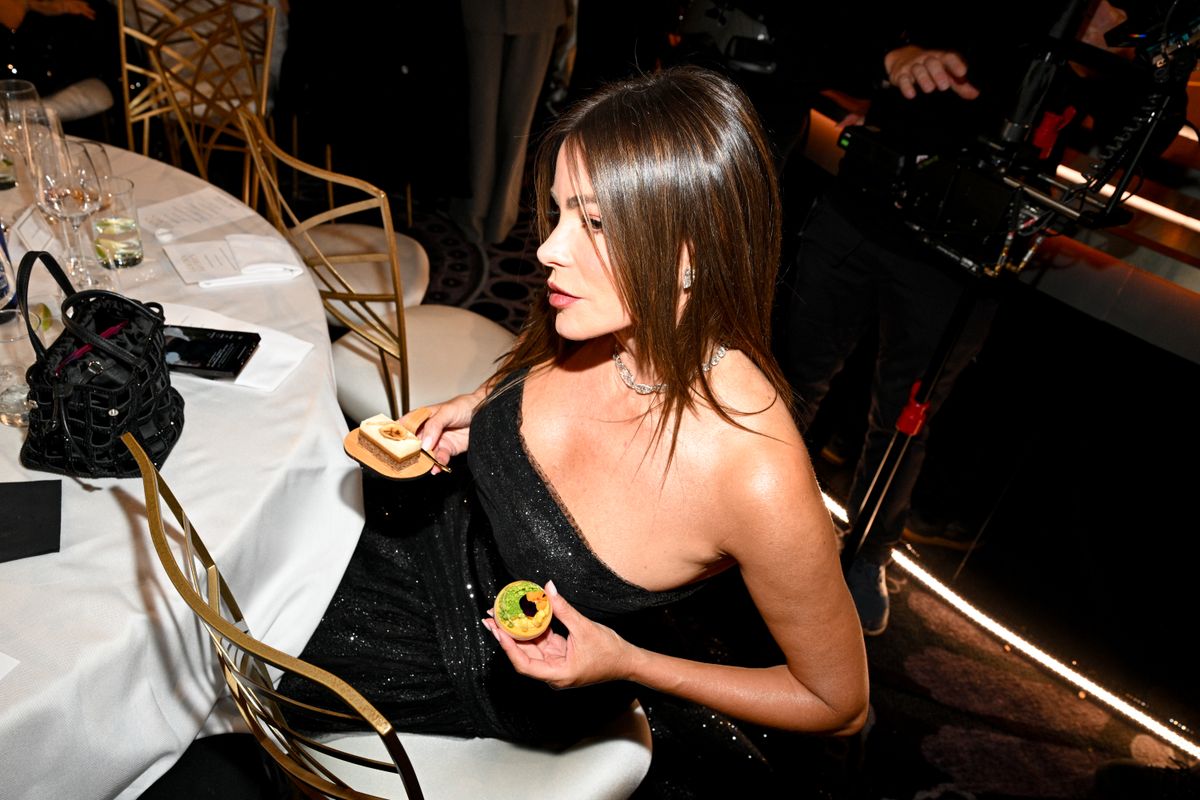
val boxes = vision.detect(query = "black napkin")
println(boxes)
[0,480,62,563]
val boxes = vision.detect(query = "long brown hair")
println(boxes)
[491,65,790,451]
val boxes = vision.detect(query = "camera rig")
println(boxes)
[834,0,1199,278]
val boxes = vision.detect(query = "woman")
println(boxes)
[292,65,867,772]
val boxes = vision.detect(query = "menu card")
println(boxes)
[138,186,257,241]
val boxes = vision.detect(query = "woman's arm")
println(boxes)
[3,0,96,28]
[483,437,870,735]
[0,0,26,29]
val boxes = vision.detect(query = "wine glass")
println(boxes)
[0,80,42,190]
[28,138,106,287]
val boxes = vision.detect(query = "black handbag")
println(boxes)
[15,250,185,478]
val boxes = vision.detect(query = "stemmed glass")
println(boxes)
[0,79,41,191]
[27,137,107,288]
[19,104,64,174]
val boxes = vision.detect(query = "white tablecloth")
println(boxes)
[0,147,365,799]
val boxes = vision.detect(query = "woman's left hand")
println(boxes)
[482,580,634,689]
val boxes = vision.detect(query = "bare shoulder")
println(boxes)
[695,350,833,557]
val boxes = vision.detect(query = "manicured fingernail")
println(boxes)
[545,580,558,596]
[421,437,433,451]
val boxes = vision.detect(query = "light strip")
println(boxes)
[823,493,848,525]
[891,548,1200,760]
[1056,164,1200,234]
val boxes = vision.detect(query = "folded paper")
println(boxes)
[166,233,305,288]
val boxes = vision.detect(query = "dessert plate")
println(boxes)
[343,407,446,480]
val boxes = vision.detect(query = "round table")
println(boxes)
[0,145,365,799]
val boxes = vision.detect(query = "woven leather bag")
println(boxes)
[16,251,184,478]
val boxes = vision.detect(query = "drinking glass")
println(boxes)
[0,245,40,426]
[0,284,63,427]
[0,79,40,190]
[19,104,63,179]
[82,141,113,195]
[28,138,104,286]
[93,176,145,270]
[0,236,16,341]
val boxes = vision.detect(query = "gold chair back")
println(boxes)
[121,432,427,800]
[149,1,276,201]
[119,0,190,156]
[238,109,416,417]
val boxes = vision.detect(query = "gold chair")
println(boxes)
[121,431,428,800]
[122,434,655,800]
[118,0,188,157]
[149,1,276,202]
[238,109,516,420]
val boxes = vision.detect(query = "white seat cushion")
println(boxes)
[297,223,431,310]
[314,702,652,799]
[332,303,515,421]
[43,78,115,122]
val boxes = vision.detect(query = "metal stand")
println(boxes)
[839,279,984,571]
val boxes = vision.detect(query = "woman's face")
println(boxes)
[537,147,632,342]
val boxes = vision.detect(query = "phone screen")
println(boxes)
[163,325,261,379]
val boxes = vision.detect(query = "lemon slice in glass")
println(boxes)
[32,303,53,331]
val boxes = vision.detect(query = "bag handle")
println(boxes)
[18,251,165,368]
[16,250,79,360]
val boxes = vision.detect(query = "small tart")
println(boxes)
[493,580,552,641]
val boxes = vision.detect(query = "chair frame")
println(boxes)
[238,109,416,417]
[148,1,276,202]
[118,0,221,157]
[119,0,181,155]
[122,432,426,800]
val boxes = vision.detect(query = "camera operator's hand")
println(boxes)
[884,46,980,101]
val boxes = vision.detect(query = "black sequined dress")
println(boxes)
[286,370,709,744]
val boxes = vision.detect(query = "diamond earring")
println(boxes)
[682,266,694,290]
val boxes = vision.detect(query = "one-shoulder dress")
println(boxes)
[286,370,712,743]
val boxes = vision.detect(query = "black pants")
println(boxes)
[779,198,999,565]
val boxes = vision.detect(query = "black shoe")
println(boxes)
[902,510,980,552]
[846,558,889,636]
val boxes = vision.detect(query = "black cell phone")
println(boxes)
[162,325,261,379]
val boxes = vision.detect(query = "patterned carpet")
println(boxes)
[406,203,543,336]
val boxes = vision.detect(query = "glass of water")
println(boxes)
[93,176,145,270]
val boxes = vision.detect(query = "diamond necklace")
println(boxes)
[612,342,729,395]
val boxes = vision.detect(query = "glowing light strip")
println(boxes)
[1056,164,1200,234]
[891,548,1200,760]
[823,492,848,524]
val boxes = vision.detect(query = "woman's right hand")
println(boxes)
[411,390,484,474]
